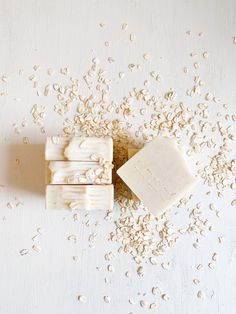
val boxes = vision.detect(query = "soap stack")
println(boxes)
[45,136,114,210]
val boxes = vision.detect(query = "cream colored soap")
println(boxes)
[46,185,114,210]
[45,136,113,161]
[46,161,112,184]
[118,137,197,216]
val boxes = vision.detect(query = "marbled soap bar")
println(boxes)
[45,136,113,161]
[46,161,113,184]
[46,185,114,210]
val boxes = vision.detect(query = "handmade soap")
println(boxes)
[117,137,197,215]
[46,185,114,210]
[46,161,112,184]
[45,136,113,161]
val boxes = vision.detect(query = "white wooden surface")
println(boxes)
[0,1,236,313]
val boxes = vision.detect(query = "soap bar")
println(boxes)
[45,136,113,161]
[46,185,114,210]
[117,137,197,215]
[46,161,112,184]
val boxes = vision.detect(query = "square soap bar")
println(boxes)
[46,185,114,210]
[118,137,197,216]
[45,136,113,161]
[46,161,112,185]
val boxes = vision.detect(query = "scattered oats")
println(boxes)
[137,266,145,277]
[32,235,39,242]
[162,294,170,301]
[183,67,189,73]
[21,120,28,127]
[196,264,203,271]
[149,257,158,265]
[85,219,91,227]
[152,287,160,295]
[20,249,28,256]
[208,262,215,269]
[186,30,191,35]
[32,244,41,252]
[28,74,36,81]
[104,252,115,261]
[190,52,198,57]
[88,232,97,243]
[68,234,77,243]
[1,75,7,82]
[149,302,157,309]
[209,225,215,232]
[150,71,156,78]
[161,262,171,270]
[140,108,147,115]
[107,264,115,272]
[213,97,220,103]
[205,93,213,101]
[73,213,80,221]
[33,65,41,71]
[44,84,52,96]
[197,290,205,299]
[198,32,203,37]
[78,294,87,303]
[23,137,29,145]
[15,197,24,207]
[128,299,135,305]
[231,199,236,206]
[193,62,200,69]
[103,296,111,304]
[99,22,105,28]
[233,36,236,44]
[129,34,136,42]
[125,271,131,278]
[37,228,44,235]
[212,253,218,262]
[128,64,138,72]
[223,103,228,109]
[122,23,128,30]
[31,104,45,125]
[60,67,68,75]
[72,256,79,262]
[104,41,111,47]
[218,236,224,244]
[119,72,125,79]
[6,202,14,209]
[47,68,54,76]
[107,57,115,64]
[104,277,109,283]
[164,90,176,101]
[203,51,209,58]
[193,278,200,285]
[18,69,24,75]
[140,300,148,308]
[143,53,151,60]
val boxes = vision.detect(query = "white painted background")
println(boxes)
[0,1,236,313]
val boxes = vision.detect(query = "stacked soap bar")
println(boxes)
[45,136,114,210]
